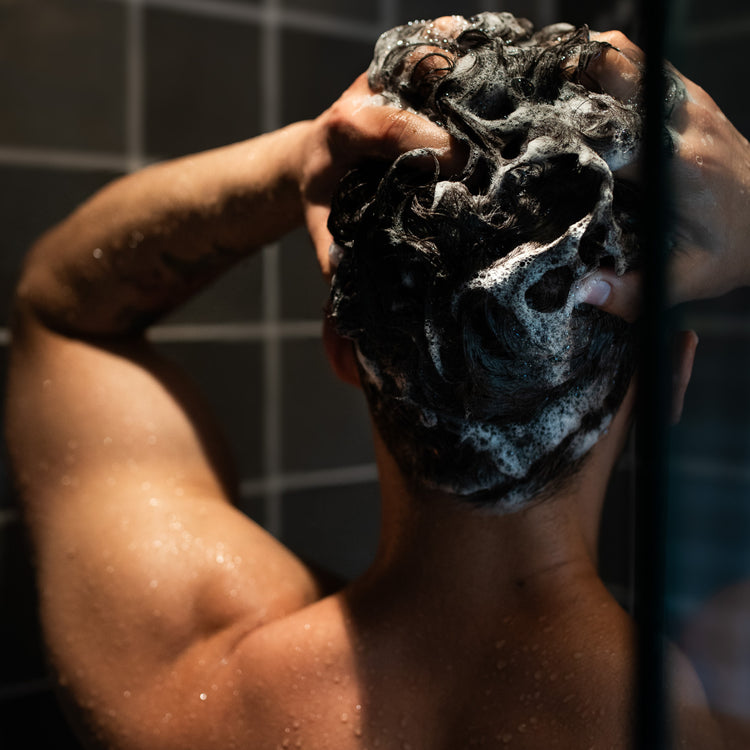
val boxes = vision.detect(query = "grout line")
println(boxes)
[535,0,559,26]
[240,463,379,498]
[272,6,377,42]
[682,15,750,43]
[148,319,321,342]
[261,0,284,539]
[118,0,379,41]
[126,0,147,173]
[672,456,750,484]
[0,322,321,347]
[379,0,398,29]
[0,146,130,173]
[680,311,750,339]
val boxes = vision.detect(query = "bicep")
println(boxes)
[6,316,321,712]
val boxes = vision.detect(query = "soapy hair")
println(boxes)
[328,13,645,511]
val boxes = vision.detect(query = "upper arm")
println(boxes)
[5,310,322,741]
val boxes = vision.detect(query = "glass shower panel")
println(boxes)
[666,0,750,747]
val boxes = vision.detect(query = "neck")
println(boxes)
[353,387,634,631]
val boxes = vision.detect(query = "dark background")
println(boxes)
[1,0,748,746]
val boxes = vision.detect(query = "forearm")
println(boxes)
[16,121,311,337]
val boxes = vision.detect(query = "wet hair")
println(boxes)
[328,13,646,511]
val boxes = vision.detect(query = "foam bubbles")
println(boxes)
[330,13,648,510]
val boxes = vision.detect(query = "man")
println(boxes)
[6,16,748,749]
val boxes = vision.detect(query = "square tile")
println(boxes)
[281,29,374,125]
[678,37,750,138]
[236,492,267,527]
[0,166,122,327]
[0,0,126,152]
[672,334,750,467]
[153,341,264,481]
[162,254,264,324]
[686,0,747,24]
[281,338,373,471]
[282,481,380,580]
[145,8,262,159]
[281,0,378,23]
[557,0,637,32]
[279,228,330,321]
[667,473,750,613]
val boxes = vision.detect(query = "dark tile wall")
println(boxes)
[667,0,750,729]
[280,227,329,320]
[145,7,263,158]
[0,166,122,324]
[0,0,127,152]
[280,29,373,124]
[282,481,381,580]
[282,0,380,24]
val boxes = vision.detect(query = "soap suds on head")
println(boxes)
[328,13,676,511]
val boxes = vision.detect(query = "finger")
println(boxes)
[583,42,643,102]
[345,104,465,173]
[589,31,645,65]
[305,203,335,281]
[574,269,642,323]
[330,75,466,174]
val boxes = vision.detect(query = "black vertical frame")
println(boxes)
[634,0,672,747]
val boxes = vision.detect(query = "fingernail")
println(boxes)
[575,275,612,306]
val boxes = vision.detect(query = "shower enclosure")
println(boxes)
[0,0,747,747]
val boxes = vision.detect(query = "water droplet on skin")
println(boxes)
[93,247,104,259]
[199,693,207,701]
[695,154,704,166]
[340,713,348,723]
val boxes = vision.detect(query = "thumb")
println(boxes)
[574,269,642,323]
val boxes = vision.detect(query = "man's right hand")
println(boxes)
[576,31,750,320]
[296,73,464,280]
